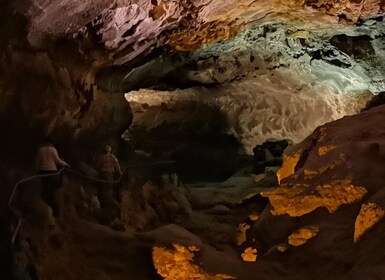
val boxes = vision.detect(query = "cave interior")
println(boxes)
[1,0,385,279]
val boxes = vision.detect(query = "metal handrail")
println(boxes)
[9,160,177,212]
[8,167,122,244]
[123,161,175,168]
[8,160,176,244]
[8,168,122,215]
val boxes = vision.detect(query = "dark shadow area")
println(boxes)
[330,34,375,59]
[0,215,12,280]
[128,102,242,183]
[362,91,385,112]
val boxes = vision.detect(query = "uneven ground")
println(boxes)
[15,103,385,279]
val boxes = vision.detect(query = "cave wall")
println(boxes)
[0,0,383,183]
[1,1,385,279]
[0,0,135,162]
[125,17,385,154]
[0,4,133,235]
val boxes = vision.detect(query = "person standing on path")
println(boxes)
[97,144,123,208]
[36,138,70,216]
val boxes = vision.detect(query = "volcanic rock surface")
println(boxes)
[2,0,385,279]
[148,104,385,280]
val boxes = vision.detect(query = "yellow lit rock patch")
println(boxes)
[236,223,251,246]
[354,202,385,242]
[318,127,328,142]
[262,179,367,217]
[277,152,301,184]
[288,226,319,246]
[277,244,288,252]
[249,214,259,222]
[303,169,319,178]
[318,145,337,156]
[153,244,235,280]
[168,20,239,52]
[241,247,257,262]
[255,173,266,182]
[290,30,310,38]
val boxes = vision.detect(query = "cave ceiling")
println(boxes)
[16,0,385,64]
[1,0,385,155]
[3,2,385,279]
[0,0,378,87]
[16,0,383,96]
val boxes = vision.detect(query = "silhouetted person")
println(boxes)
[98,144,123,181]
[97,145,122,208]
[36,138,70,216]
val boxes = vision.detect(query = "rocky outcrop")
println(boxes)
[304,0,385,22]
[12,0,384,69]
[124,16,384,157]
[1,1,384,164]
[0,51,131,167]
[145,104,385,280]
[14,103,385,280]
[247,103,385,278]
[3,0,385,279]
[126,76,371,155]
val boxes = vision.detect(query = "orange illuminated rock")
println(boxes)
[249,214,259,222]
[152,244,235,280]
[236,223,251,246]
[262,179,367,217]
[277,153,301,184]
[255,173,266,183]
[167,20,240,52]
[277,244,288,252]
[288,226,319,246]
[303,169,320,179]
[318,144,337,156]
[354,202,385,242]
[241,247,258,262]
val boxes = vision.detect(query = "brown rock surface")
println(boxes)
[151,104,385,279]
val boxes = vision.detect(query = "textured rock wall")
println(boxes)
[1,0,383,185]
[125,18,385,154]
[304,0,385,22]
[243,103,385,279]
[127,77,371,154]
[0,47,131,162]
[0,5,132,233]
[17,0,385,63]
[2,1,385,279]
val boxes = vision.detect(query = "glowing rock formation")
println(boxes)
[20,0,385,65]
[152,244,235,280]
[354,202,385,242]
[241,247,258,263]
[248,214,259,222]
[288,226,319,247]
[277,244,288,252]
[262,179,367,217]
[168,20,240,51]
[276,153,301,183]
[318,144,337,157]
[236,223,251,246]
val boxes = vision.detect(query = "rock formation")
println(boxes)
[2,0,385,279]
[149,102,385,280]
